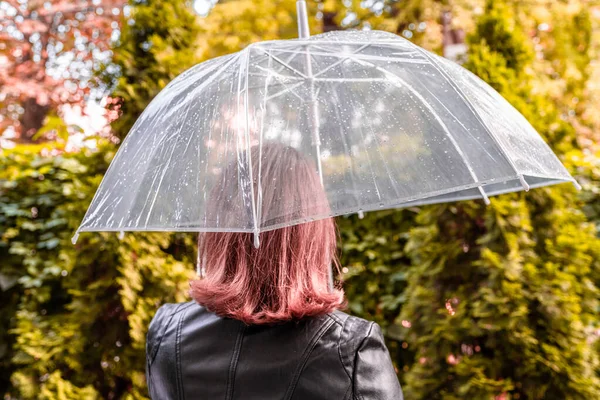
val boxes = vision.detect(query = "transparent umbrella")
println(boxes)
[74,1,579,250]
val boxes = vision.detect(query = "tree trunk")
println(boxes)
[322,11,339,32]
[18,97,50,142]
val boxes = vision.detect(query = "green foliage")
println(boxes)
[577,149,600,238]
[469,2,533,72]
[532,6,592,102]
[320,0,442,47]
[197,0,301,60]
[105,0,203,140]
[0,144,194,399]
[338,210,414,323]
[389,3,600,399]
[337,209,418,371]
[31,113,79,142]
[398,194,600,399]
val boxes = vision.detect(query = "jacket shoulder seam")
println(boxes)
[342,382,352,400]
[338,316,375,398]
[338,315,358,381]
[148,303,190,365]
[172,302,195,316]
[327,312,344,326]
[338,335,353,382]
[353,322,376,400]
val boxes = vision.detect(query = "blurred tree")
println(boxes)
[196,0,300,60]
[395,2,600,399]
[319,0,444,48]
[517,2,594,154]
[0,0,125,142]
[105,0,202,140]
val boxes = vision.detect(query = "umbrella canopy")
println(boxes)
[74,28,579,246]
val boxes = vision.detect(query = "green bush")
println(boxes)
[0,144,194,399]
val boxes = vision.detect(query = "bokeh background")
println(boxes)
[1,1,600,399]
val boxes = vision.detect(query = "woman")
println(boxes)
[146,143,403,399]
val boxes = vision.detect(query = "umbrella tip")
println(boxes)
[358,210,365,219]
[477,186,491,206]
[519,175,530,192]
[253,231,260,248]
[71,232,80,245]
[118,231,125,240]
[573,180,582,191]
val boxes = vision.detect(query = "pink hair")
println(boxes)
[189,143,345,325]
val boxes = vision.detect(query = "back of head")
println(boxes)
[190,143,344,325]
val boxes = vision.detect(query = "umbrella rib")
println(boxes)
[314,77,393,82]
[254,65,304,82]
[256,50,274,236]
[311,43,371,78]
[241,48,260,247]
[304,43,324,186]
[351,57,490,203]
[257,38,403,47]
[250,75,410,83]
[416,49,530,192]
[255,47,308,79]
[389,50,426,57]
[418,84,500,164]
[255,42,304,78]
[265,80,305,102]
[270,48,430,66]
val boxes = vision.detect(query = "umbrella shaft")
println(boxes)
[295,2,330,287]
[296,1,310,38]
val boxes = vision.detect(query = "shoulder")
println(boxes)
[326,311,383,373]
[148,301,196,334]
[328,312,403,399]
[328,310,379,344]
[146,301,198,363]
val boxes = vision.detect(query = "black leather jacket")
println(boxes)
[146,301,403,399]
